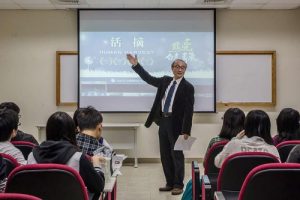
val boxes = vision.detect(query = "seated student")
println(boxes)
[0,109,26,165]
[273,108,300,146]
[215,110,280,168]
[0,102,38,145]
[27,111,104,199]
[76,106,113,157]
[181,108,245,200]
[203,108,245,167]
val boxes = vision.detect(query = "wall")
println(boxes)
[0,9,300,158]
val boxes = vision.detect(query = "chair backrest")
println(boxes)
[238,163,300,200]
[276,140,300,162]
[192,161,200,200]
[204,140,228,175]
[217,152,280,192]
[5,164,89,200]
[0,153,20,176]
[11,141,36,160]
[0,193,42,200]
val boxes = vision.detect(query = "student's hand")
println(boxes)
[126,54,138,66]
[236,130,245,139]
[183,133,189,140]
[91,155,105,167]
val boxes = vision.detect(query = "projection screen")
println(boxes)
[78,9,216,112]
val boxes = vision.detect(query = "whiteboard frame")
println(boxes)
[56,51,78,106]
[216,50,276,107]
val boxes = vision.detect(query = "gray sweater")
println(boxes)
[0,141,26,165]
[214,136,280,168]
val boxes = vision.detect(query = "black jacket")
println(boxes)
[31,141,104,194]
[12,130,39,145]
[133,63,194,135]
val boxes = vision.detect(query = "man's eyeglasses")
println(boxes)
[173,65,186,70]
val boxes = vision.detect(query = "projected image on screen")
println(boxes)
[79,9,215,112]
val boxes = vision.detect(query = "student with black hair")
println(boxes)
[0,102,38,145]
[203,108,245,166]
[215,110,280,168]
[273,108,300,145]
[76,106,112,157]
[27,111,105,199]
[0,109,26,165]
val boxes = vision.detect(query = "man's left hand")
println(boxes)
[183,134,189,140]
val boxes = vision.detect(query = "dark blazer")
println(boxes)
[132,63,194,135]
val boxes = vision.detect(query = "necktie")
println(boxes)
[163,81,177,113]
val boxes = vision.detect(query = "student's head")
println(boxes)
[276,108,300,140]
[171,59,187,80]
[0,102,20,114]
[76,106,103,139]
[244,110,273,145]
[46,111,77,146]
[219,108,245,140]
[0,109,19,142]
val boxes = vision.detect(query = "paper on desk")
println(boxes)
[174,135,196,151]
[112,154,127,172]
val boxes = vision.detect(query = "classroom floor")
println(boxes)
[117,163,204,200]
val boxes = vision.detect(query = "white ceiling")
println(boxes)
[0,0,299,10]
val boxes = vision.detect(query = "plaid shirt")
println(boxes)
[76,133,112,157]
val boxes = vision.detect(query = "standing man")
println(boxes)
[126,54,194,195]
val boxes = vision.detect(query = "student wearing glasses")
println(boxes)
[0,102,38,145]
[0,109,26,165]
[126,54,194,195]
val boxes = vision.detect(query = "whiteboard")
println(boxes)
[56,51,78,106]
[56,51,276,107]
[216,51,276,106]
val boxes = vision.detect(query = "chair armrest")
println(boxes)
[193,160,199,169]
[214,191,225,200]
[203,174,211,185]
[202,175,212,200]
[192,161,200,200]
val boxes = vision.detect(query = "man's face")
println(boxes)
[172,60,187,80]
[96,123,103,139]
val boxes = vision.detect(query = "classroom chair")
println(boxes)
[5,164,89,200]
[0,193,41,200]
[276,140,300,162]
[237,163,300,200]
[11,141,36,160]
[192,161,201,200]
[201,140,228,200]
[212,152,280,200]
[0,153,20,176]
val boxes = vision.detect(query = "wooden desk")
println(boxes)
[36,123,140,167]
